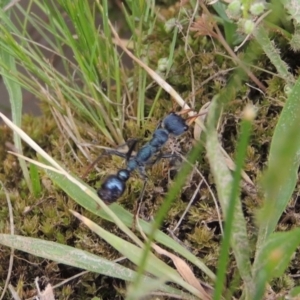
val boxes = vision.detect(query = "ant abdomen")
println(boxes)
[97,169,130,203]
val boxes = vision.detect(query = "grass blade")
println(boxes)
[254,75,300,278]
[0,233,194,298]
[205,97,253,299]
[71,211,202,299]
[0,7,32,193]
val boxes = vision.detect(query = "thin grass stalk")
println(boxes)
[135,3,147,126]
[0,7,32,193]
[100,0,113,101]
[148,20,179,118]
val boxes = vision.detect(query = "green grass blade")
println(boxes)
[254,25,294,87]
[0,234,135,280]
[0,233,192,298]
[257,76,300,241]
[0,18,32,193]
[72,211,202,299]
[29,163,41,197]
[205,97,253,299]
[148,15,180,118]
[254,76,300,275]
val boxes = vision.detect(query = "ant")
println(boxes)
[96,112,189,204]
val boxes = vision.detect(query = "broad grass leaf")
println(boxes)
[205,97,252,291]
[258,77,300,242]
[0,234,190,297]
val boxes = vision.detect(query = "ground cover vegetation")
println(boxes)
[1,0,300,299]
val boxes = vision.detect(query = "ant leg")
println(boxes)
[146,152,180,167]
[82,139,139,178]
[114,138,140,152]
[81,152,110,178]
[125,139,139,161]
[104,149,127,158]
[106,138,140,159]
[134,165,148,180]
[160,152,180,159]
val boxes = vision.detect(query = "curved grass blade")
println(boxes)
[71,210,203,299]
[0,234,191,298]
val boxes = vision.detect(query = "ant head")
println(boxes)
[162,113,188,136]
